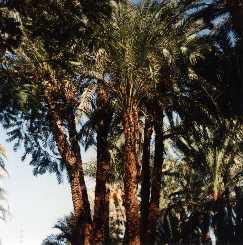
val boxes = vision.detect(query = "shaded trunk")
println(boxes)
[68,165,85,219]
[67,110,92,245]
[63,81,92,221]
[67,164,91,245]
[140,114,153,244]
[93,88,111,245]
[146,111,164,244]
[44,80,92,245]
[122,106,140,245]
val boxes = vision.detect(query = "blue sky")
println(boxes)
[0,127,95,245]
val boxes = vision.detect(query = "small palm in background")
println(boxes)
[42,214,78,245]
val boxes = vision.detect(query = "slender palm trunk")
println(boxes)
[67,111,92,245]
[48,107,89,245]
[44,80,92,245]
[147,111,164,244]
[122,106,140,245]
[67,164,91,245]
[93,88,111,245]
[140,114,153,244]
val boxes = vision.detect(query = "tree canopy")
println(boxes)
[1,0,243,245]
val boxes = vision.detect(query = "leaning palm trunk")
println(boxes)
[63,81,93,245]
[67,112,92,245]
[122,106,140,245]
[140,114,153,244]
[44,79,92,245]
[93,88,111,245]
[147,111,164,244]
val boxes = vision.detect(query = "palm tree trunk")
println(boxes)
[67,164,91,245]
[48,107,90,245]
[67,111,92,245]
[44,80,92,245]
[122,106,140,245]
[93,88,111,245]
[146,111,164,244]
[140,114,153,244]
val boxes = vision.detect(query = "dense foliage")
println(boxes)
[1,0,243,244]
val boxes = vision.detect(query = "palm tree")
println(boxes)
[182,0,243,115]
[42,214,77,245]
[94,3,172,243]
[75,1,209,243]
[140,109,153,241]
[77,84,117,244]
[0,2,113,244]
[168,104,243,203]
[145,102,165,244]
[92,86,112,245]
[0,29,93,245]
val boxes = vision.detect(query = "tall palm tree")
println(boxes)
[0,35,93,244]
[140,109,153,241]
[92,86,112,245]
[145,102,165,244]
[75,1,209,243]
[77,84,117,245]
[0,1,112,244]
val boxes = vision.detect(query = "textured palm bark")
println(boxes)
[63,82,93,245]
[67,165,84,217]
[140,115,153,244]
[67,111,92,245]
[44,80,92,245]
[146,112,164,244]
[67,164,89,245]
[93,88,111,245]
[47,106,86,245]
[122,107,140,245]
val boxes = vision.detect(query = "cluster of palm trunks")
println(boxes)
[154,187,243,245]
[1,1,243,245]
